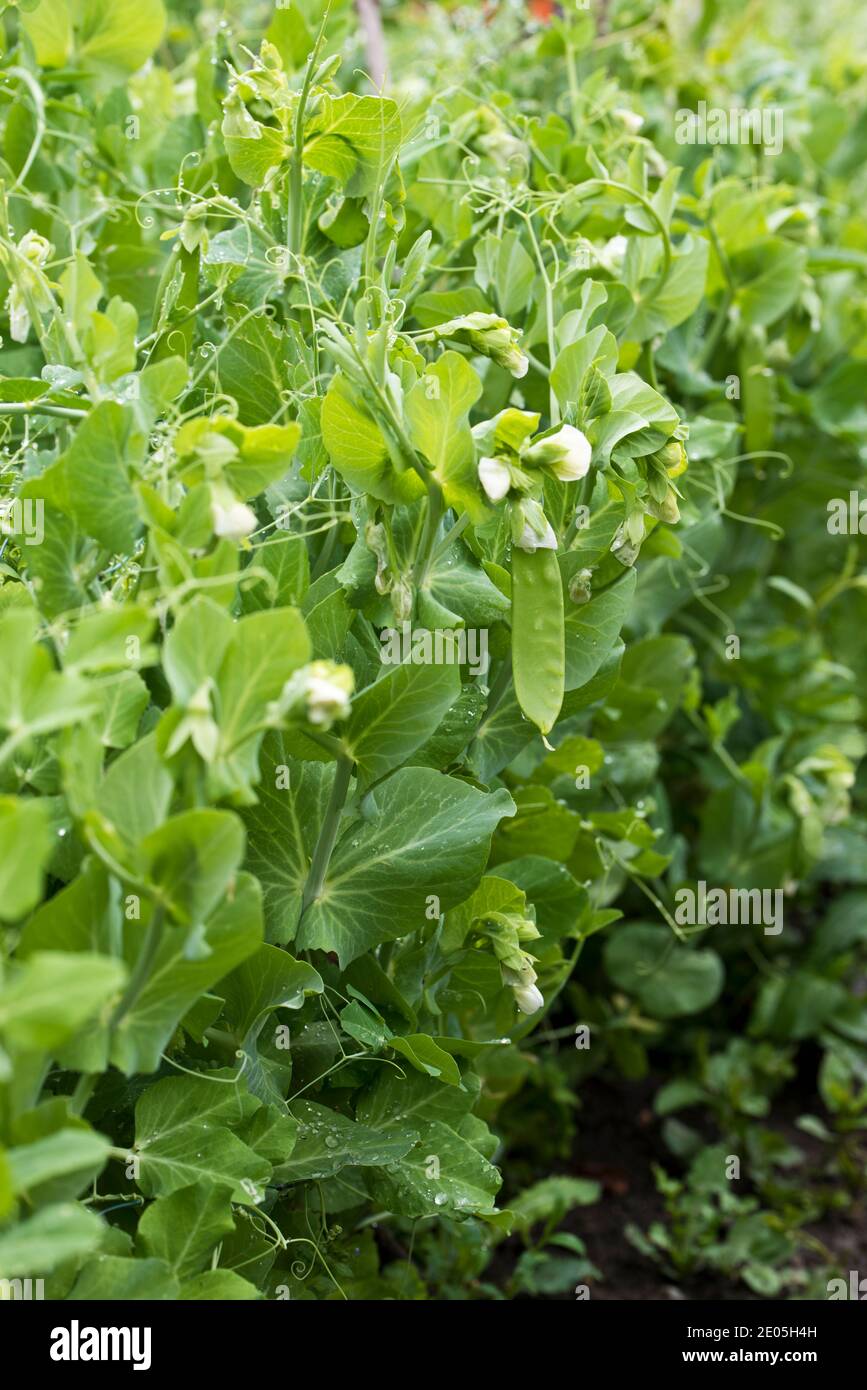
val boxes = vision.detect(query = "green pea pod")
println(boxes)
[739,340,775,455]
[511,546,565,736]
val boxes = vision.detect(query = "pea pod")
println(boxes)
[511,546,565,736]
[739,339,775,455]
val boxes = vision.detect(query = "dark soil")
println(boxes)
[492,1070,867,1301]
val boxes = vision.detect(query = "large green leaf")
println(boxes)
[245,754,514,964]
[133,1075,270,1202]
[346,660,461,785]
[274,1100,417,1182]
[605,923,724,1020]
[303,94,401,196]
[37,402,142,553]
[137,1182,235,1278]
[0,1203,103,1276]
[405,352,485,519]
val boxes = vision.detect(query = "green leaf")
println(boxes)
[138,809,246,924]
[133,1075,271,1202]
[275,1100,417,1182]
[605,923,724,1019]
[179,1269,262,1299]
[8,1130,110,1198]
[219,944,322,1103]
[389,1034,462,1085]
[564,568,636,690]
[367,1120,501,1220]
[137,1182,235,1278]
[474,230,536,320]
[0,607,100,741]
[346,660,461,785]
[294,767,515,965]
[70,1256,179,1300]
[303,94,401,196]
[321,375,424,506]
[0,1203,103,1276]
[405,353,486,519]
[37,402,142,553]
[111,874,263,1075]
[0,952,126,1051]
[731,238,807,327]
[0,797,52,922]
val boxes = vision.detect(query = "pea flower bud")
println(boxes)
[478,455,512,502]
[502,964,544,1016]
[597,235,628,275]
[423,312,529,378]
[6,231,52,344]
[211,493,258,542]
[522,424,592,482]
[278,661,354,729]
[614,108,644,134]
[512,498,558,552]
[514,980,545,1014]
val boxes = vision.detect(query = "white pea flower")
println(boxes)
[518,518,557,551]
[478,455,512,502]
[522,424,592,482]
[211,497,258,541]
[597,234,629,274]
[614,108,644,134]
[305,665,354,725]
[513,980,545,1015]
[502,964,544,1016]
[513,498,558,552]
[6,230,52,344]
[278,661,355,729]
[477,127,527,166]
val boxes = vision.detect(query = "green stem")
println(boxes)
[412,486,444,587]
[288,12,330,257]
[0,402,87,420]
[6,67,46,191]
[428,510,470,567]
[69,1072,97,1117]
[301,755,353,914]
[108,904,166,1031]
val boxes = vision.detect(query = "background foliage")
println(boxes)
[0,0,865,1300]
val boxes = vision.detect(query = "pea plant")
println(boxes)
[0,0,863,1302]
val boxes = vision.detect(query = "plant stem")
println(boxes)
[301,755,353,913]
[428,509,470,567]
[0,402,87,420]
[412,485,444,587]
[108,904,166,1032]
[288,12,330,258]
[69,1072,98,1117]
